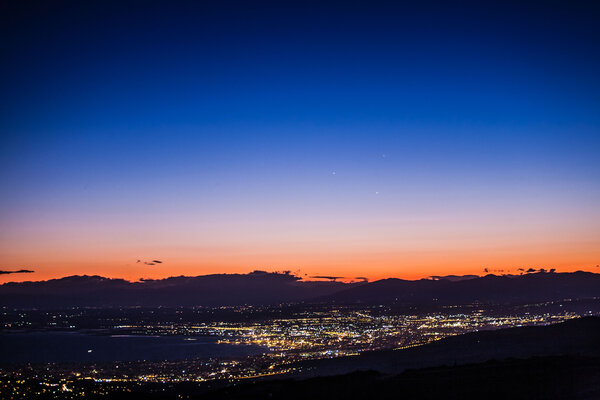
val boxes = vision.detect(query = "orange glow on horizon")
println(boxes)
[2,209,599,284]
[1,245,599,284]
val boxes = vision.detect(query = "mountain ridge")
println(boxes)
[1,271,599,308]
[322,271,600,305]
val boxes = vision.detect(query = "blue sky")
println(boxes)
[1,0,599,281]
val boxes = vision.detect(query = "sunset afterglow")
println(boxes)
[1,1,599,283]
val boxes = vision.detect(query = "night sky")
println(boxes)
[1,0,599,282]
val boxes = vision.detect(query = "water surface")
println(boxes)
[0,331,265,364]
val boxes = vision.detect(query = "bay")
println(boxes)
[0,331,265,364]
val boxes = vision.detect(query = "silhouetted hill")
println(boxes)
[0,271,354,308]
[203,356,600,400]
[323,271,600,305]
[2,271,599,308]
[294,316,600,377]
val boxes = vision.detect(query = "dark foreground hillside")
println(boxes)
[205,355,600,400]
[293,316,600,378]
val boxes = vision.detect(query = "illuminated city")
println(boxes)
[2,298,598,398]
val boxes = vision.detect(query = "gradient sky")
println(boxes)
[1,0,599,283]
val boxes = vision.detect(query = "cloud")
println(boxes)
[355,277,369,282]
[310,275,344,281]
[136,259,164,266]
[483,268,506,274]
[0,269,35,275]
[430,275,479,282]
